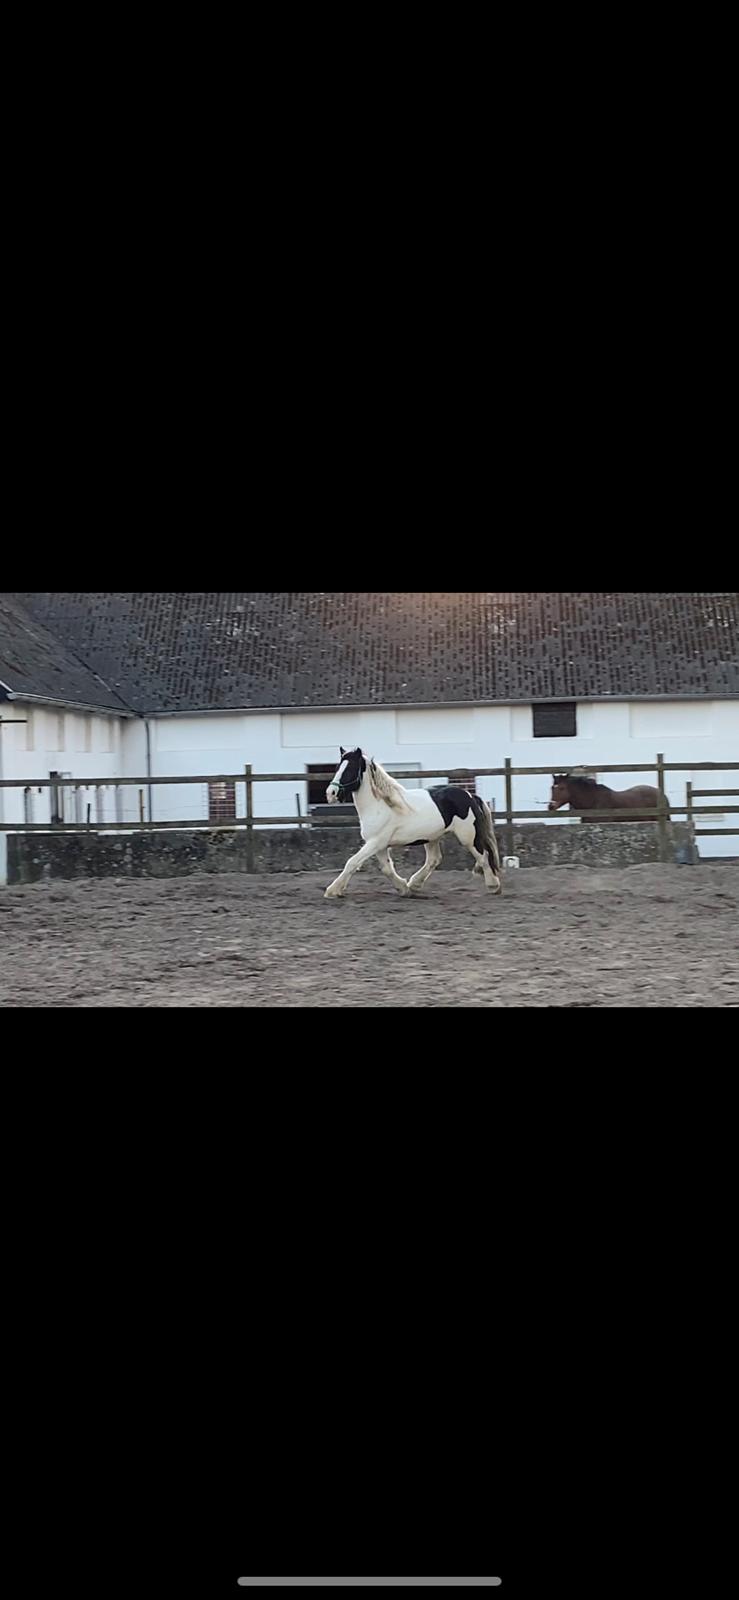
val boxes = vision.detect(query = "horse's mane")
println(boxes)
[367,757,413,812]
[571,774,599,790]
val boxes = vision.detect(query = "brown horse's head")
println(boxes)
[549,773,572,811]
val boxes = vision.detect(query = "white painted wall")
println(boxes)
[0,703,133,826]
[499,699,739,857]
[142,712,286,824]
[136,700,739,857]
[2,698,737,856]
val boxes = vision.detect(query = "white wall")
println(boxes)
[0,703,133,826]
[142,713,286,824]
[3,698,737,856]
[500,699,739,857]
[130,700,739,855]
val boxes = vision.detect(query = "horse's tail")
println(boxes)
[471,795,502,882]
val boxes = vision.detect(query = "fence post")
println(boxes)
[656,752,668,862]
[139,788,145,823]
[50,771,61,826]
[504,758,513,859]
[245,763,254,871]
[686,782,697,864]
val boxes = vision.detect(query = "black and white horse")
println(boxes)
[323,747,502,899]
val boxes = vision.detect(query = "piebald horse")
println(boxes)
[324,747,502,899]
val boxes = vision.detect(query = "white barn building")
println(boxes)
[1,592,737,858]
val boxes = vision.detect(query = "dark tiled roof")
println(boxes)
[10,592,739,714]
[0,594,129,713]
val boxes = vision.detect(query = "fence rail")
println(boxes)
[1,759,738,789]
[1,758,738,853]
[685,784,739,853]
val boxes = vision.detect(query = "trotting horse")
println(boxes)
[323,747,502,899]
[549,772,671,821]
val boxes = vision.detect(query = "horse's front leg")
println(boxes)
[324,829,394,898]
[376,848,411,894]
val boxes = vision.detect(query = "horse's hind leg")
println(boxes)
[471,844,500,888]
[376,848,410,895]
[452,814,501,892]
[407,839,443,892]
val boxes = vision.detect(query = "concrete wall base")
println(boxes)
[4,820,697,884]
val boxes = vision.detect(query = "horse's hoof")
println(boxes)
[324,885,344,899]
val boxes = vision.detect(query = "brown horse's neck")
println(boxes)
[569,778,608,806]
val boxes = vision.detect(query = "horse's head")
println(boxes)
[549,773,572,811]
[326,746,366,803]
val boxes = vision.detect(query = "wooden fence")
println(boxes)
[1,757,738,862]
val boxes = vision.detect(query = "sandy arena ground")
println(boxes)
[1,862,738,1006]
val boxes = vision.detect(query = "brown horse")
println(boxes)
[549,772,670,822]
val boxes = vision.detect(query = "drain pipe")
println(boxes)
[144,718,153,823]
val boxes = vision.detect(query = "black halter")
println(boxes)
[335,759,365,797]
